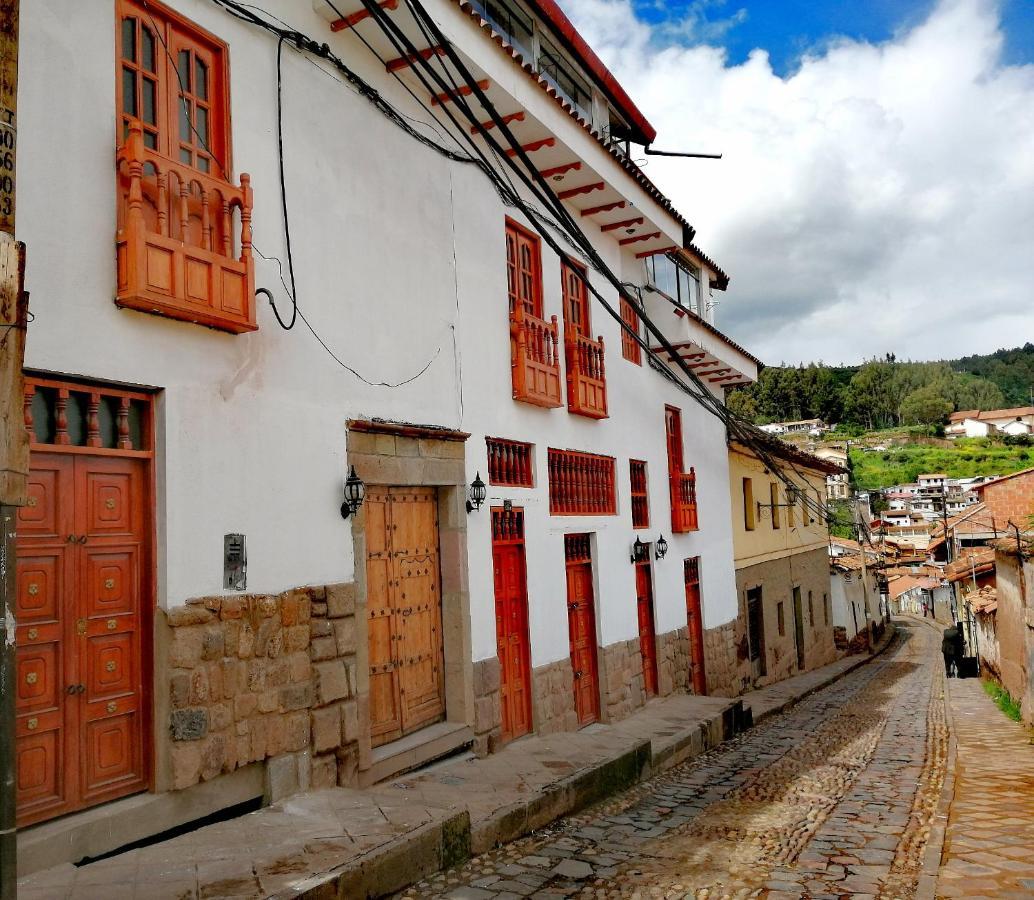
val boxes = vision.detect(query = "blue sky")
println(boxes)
[630,0,1034,74]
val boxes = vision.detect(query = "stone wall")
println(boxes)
[161,582,359,795]
[601,637,646,721]
[656,626,689,697]
[472,657,502,755]
[702,619,745,697]
[532,658,577,735]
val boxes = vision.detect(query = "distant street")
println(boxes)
[402,620,950,898]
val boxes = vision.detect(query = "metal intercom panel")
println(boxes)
[224,533,246,591]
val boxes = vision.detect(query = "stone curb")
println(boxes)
[908,616,959,900]
[747,621,898,727]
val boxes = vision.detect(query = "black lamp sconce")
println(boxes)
[466,472,487,513]
[340,466,367,520]
[630,536,649,564]
[655,534,668,560]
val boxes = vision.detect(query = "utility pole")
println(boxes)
[1,2,27,896]
[939,486,958,623]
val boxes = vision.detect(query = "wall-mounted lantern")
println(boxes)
[340,466,366,520]
[630,536,649,564]
[466,472,487,513]
[655,534,669,560]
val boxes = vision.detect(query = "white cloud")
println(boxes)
[562,0,1034,364]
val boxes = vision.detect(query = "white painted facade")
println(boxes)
[20,0,754,686]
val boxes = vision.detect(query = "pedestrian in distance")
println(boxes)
[942,625,959,677]
[952,622,966,678]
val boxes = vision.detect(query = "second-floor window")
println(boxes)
[620,297,642,364]
[644,254,701,314]
[506,220,543,319]
[561,261,591,337]
[118,0,228,174]
[630,459,649,528]
[770,483,781,529]
[743,477,756,530]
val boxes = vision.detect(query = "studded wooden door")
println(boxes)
[491,507,532,743]
[564,535,600,727]
[16,451,150,827]
[366,486,445,748]
[635,562,658,697]
[684,557,707,695]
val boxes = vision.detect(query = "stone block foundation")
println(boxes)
[532,658,578,735]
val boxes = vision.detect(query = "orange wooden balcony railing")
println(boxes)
[116,121,256,334]
[487,436,534,487]
[670,467,699,533]
[510,308,563,408]
[565,331,608,419]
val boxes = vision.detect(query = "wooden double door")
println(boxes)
[366,486,445,748]
[684,557,707,695]
[491,507,532,742]
[564,535,600,727]
[16,452,150,826]
[635,562,658,697]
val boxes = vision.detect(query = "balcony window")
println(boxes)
[644,254,701,315]
[115,0,255,333]
[561,262,607,419]
[548,449,616,515]
[536,34,594,123]
[620,297,642,365]
[468,0,535,60]
[665,406,699,532]
[506,220,562,408]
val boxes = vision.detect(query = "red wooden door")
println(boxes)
[366,487,445,748]
[564,535,600,727]
[684,557,707,695]
[491,508,532,743]
[16,452,149,826]
[635,562,658,697]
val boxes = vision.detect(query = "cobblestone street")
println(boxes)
[399,620,948,899]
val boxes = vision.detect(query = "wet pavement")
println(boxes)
[399,620,948,898]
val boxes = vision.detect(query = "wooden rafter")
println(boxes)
[431,79,490,106]
[386,46,445,72]
[600,216,643,233]
[471,111,525,132]
[696,368,730,378]
[557,181,605,200]
[619,231,661,246]
[539,161,581,179]
[504,137,555,157]
[330,0,399,31]
[580,200,626,217]
[635,244,678,259]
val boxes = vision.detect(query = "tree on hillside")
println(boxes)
[899,385,953,425]
[953,376,1005,411]
[727,390,758,422]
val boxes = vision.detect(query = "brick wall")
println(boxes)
[980,470,1034,528]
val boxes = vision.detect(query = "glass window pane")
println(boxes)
[142,77,156,125]
[180,147,192,164]
[129,400,147,450]
[122,67,137,117]
[197,155,210,173]
[66,392,88,447]
[121,17,136,62]
[195,58,208,101]
[178,49,191,91]
[179,98,192,142]
[142,27,156,72]
[196,106,209,146]
[98,397,119,448]
[144,130,157,149]
[30,388,55,444]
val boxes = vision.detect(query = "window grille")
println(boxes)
[548,449,616,515]
[487,437,533,487]
[630,460,649,528]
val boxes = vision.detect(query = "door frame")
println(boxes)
[19,372,158,825]
[564,532,601,727]
[634,559,658,697]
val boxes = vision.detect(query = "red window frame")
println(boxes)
[665,405,684,476]
[620,297,642,364]
[630,459,649,529]
[505,219,543,319]
[561,260,591,339]
[487,437,534,487]
[117,0,231,177]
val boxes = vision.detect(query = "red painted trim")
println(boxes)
[539,161,581,179]
[557,181,604,200]
[600,216,643,233]
[635,244,678,259]
[330,0,399,31]
[580,200,626,217]
[386,46,445,72]
[504,137,555,156]
[619,231,661,246]
[471,111,525,132]
[431,78,490,105]
[520,0,657,144]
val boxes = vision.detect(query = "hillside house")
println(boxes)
[14,0,760,868]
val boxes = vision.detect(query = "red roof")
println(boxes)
[523,0,657,145]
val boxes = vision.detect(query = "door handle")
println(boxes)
[574,670,583,678]
[66,683,85,694]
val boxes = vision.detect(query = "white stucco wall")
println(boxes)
[20,0,744,674]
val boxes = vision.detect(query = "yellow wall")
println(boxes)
[728,443,830,568]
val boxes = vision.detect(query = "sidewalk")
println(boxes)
[18,636,892,899]
[934,676,1034,898]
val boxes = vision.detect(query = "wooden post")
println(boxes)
[1,1,26,895]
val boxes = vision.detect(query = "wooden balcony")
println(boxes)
[565,331,608,419]
[116,122,256,334]
[670,467,699,533]
[510,309,563,408]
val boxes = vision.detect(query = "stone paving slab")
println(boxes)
[18,642,888,898]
